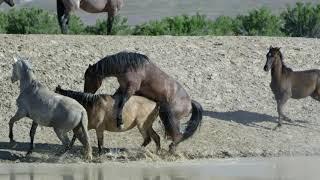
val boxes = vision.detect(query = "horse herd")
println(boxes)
[8,46,320,161]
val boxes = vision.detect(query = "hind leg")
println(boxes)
[73,123,92,160]
[159,104,182,154]
[137,125,151,148]
[96,128,104,155]
[148,127,161,153]
[54,128,71,154]
[26,121,38,156]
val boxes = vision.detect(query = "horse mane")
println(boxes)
[277,49,293,73]
[93,51,150,76]
[56,87,101,106]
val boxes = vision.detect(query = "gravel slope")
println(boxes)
[1,35,320,163]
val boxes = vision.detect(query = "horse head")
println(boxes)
[84,64,102,93]
[264,46,281,72]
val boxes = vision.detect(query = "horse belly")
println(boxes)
[80,1,107,13]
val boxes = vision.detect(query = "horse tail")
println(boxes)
[181,100,203,141]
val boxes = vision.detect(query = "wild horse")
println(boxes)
[264,46,320,129]
[57,0,123,34]
[9,57,92,160]
[84,51,203,153]
[55,85,161,154]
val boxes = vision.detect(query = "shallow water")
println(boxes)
[0,156,319,180]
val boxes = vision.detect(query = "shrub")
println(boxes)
[85,15,131,35]
[5,7,59,34]
[282,2,320,38]
[235,7,283,36]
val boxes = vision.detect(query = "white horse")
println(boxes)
[9,57,92,160]
[57,0,124,34]
[0,0,14,7]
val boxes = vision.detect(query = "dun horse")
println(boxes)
[9,58,92,160]
[264,46,320,128]
[84,51,203,153]
[0,0,14,7]
[55,85,161,154]
[57,0,123,34]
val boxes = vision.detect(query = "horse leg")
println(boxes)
[275,93,290,129]
[96,128,104,155]
[8,110,26,143]
[115,86,137,129]
[26,121,38,156]
[137,125,151,148]
[73,117,92,160]
[148,127,161,153]
[53,128,71,155]
[159,104,182,154]
[57,0,70,34]
[107,11,115,35]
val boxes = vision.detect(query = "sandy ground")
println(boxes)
[1,35,320,163]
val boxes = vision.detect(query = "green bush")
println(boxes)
[67,15,87,34]
[235,7,283,36]
[5,8,59,34]
[133,13,215,36]
[0,12,8,33]
[85,15,131,35]
[211,16,236,35]
[282,2,320,38]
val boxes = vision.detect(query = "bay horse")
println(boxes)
[57,0,123,34]
[0,0,14,7]
[83,51,203,153]
[9,57,92,160]
[55,85,161,154]
[264,46,320,129]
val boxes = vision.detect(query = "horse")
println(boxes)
[54,85,161,154]
[83,51,203,153]
[0,0,14,7]
[264,46,320,129]
[56,0,123,34]
[9,57,92,160]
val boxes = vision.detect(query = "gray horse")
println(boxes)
[9,57,92,160]
[0,0,14,7]
[57,0,123,34]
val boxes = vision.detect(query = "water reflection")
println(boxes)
[2,156,320,180]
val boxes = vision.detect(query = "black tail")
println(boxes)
[181,100,203,141]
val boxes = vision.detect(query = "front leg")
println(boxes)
[9,110,26,143]
[275,93,290,129]
[26,121,38,156]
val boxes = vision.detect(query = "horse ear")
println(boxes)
[13,57,17,62]
[269,45,273,50]
[57,85,61,89]
[89,64,92,68]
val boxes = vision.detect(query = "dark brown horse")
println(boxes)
[55,85,161,154]
[264,46,320,129]
[84,51,203,153]
[57,0,123,34]
[0,0,14,7]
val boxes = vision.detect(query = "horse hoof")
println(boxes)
[273,124,282,130]
[85,154,93,161]
[26,151,33,156]
[169,144,176,154]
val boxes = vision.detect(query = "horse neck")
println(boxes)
[58,89,98,107]
[19,69,34,92]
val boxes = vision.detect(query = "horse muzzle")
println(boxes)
[264,64,272,72]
